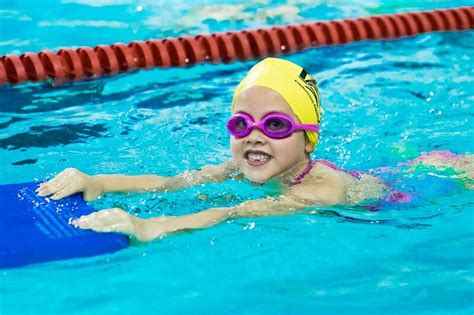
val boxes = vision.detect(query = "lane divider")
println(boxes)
[0,6,472,85]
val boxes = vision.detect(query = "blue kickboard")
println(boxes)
[0,182,129,269]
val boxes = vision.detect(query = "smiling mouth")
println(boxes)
[245,151,272,166]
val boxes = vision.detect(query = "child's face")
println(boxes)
[230,86,313,183]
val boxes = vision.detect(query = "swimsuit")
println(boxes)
[289,159,358,186]
[290,159,411,209]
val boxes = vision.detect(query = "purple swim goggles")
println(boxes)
[226,113,319,139]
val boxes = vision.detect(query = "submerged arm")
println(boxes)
[94,160,237,193]
[74,195,311,242]
[74,179,347,242]
[37,160,238,201]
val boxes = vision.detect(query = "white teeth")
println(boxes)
[247,153,271,161]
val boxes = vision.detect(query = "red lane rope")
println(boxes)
[1,6,472,85]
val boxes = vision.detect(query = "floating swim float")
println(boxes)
[0,182,128,269]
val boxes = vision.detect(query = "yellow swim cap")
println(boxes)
[231,57,321,149]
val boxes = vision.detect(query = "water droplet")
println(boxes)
[281,45,286,50]
[136,5,143,12]
[243,222,255,230]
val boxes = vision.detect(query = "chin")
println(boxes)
[242,168,273,183]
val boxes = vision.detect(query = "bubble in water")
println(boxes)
[209,237,216,245]
[243,222,255,230]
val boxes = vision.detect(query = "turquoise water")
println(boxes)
[1,1,474,314]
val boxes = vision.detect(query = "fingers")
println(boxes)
[36,173,69,196]
[36,169,69,196]
[72,209,170,242]
[72,208,135,235]
[36,168,85,199]
[50,182,80,200]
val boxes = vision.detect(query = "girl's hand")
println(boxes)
[36,168,103,201]
[72,208,175,242]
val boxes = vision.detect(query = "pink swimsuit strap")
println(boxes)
[289,160,317,186]
[290,159,343,187]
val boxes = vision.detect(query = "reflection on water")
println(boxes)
[0,123,109,150]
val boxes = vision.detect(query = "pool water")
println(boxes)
[1,1,474,314]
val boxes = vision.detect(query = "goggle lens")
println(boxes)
[264,117,292,133]
[230,117,247,133]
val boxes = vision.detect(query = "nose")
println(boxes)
[245,127,267,145]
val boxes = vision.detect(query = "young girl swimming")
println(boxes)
[36,58,473,242]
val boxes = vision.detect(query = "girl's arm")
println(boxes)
[73,194,311,242]
[37,160,238,201]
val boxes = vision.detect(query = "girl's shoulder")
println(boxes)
[289,160,386,205]
[288,162,353,205]
[310,160,357,185]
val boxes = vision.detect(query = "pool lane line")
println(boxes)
[0,6,472,85]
